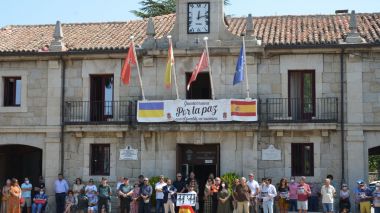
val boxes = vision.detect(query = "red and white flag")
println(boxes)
[186,50,208,90]
[121,42,137,85]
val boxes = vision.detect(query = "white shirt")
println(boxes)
[321,185,336,204]
[247,179,259,196]
[116,182,123,191]
[155,182,167,200]
[85,185,98,195]
[259,184,277,202]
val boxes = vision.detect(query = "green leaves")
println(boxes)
[132,0,230,18]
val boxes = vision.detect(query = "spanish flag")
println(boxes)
[179,206,195,213]
[164,40,175,88]
[231,99,258,121]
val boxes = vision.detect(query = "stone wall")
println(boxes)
[0,61,49,126]
[362,53,380,123]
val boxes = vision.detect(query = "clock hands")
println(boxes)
[197,11,200,20]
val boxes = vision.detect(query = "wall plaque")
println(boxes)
[119,146,138,160]
[262,145,281,161]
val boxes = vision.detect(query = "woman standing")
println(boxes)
[130,182,140,213]
[217,181,231,213]
[204,178,214,213]
[1,179,11,213]
[8,178,21,213]
[72,178,84,200]
[277,178,289,213]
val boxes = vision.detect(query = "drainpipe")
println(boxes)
[340,49,345,183]
[60,56,66,175]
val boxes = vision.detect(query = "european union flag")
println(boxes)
[233,46,245,85]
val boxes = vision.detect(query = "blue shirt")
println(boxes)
[21,183,33,198]
[54,179,69,193]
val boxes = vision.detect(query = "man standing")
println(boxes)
[173,173,186,212]
[98,177,112,213]
[54,173,69,213]
[21,177,33,213]
[155,175,167,213]
[297,177,311,213]
[139,177,153,213]
[163,178,177,213]
[234,177,251,213]
[321,178,336,213]
[118,177,134,213]
[247,173,260,213]
[354,180,372,213]
[259,178,277,213]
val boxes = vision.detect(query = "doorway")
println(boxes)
[90,74,114,121]
[186,72,212,99]
[0,145,42,189]
[177,144,220,212]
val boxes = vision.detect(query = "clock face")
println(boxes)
[187,2,210,34]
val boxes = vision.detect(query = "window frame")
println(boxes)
[89,74,114,121]
[90,144,111,176]
[3,76,22,107]
[291,143,314,176]
[288,70,316,119]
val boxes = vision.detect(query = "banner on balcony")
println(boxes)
[137,99,258,123]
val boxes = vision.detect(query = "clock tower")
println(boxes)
[171,0,238,48]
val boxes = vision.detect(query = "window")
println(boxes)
[90,75,114,121]
[3,77,21,107]
[291,143,314,176]
[288,71,315,120]
[186,73,211,99]
[90,144,110,176]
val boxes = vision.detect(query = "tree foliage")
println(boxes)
[132,0,230,18]
[369,155,380,172]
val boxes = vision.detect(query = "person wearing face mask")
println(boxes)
[373,183,380,213]
[354,180,372,213]
[31,188,48,213]
[339,184,350,213]
[217,181,231,213]
[288,177,298,212]
[259,178,277,213]
[21,177,33,213]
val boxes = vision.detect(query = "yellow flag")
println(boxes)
[164,41,174,88]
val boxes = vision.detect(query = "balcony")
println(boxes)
[64,101,135,124]
[266,97,338,123]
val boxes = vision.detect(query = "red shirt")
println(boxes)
[297,183,311,201]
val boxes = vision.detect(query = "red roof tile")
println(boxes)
[0,13,379,53]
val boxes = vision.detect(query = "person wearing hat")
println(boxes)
[155,175,167,213]
[339,183,351,213]
[354,179,372,213]
[373,183,380,213]
[118,177,134,213]
[98,177,112,213]
[139,177,153,213]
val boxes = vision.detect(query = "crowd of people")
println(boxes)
[0,172,379,213]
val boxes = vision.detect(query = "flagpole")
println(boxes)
[242,35,250,99]
[204,37,215,100]
[168,35,180,100]
[130,36,146,100]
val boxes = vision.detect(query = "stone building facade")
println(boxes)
[0,0,380,209]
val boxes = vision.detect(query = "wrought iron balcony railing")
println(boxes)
[64,101,135,124]
[266,97,338,123]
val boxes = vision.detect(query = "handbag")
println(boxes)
[20,197,25,205]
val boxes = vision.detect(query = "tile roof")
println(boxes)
[0,13,379,53]
[227,13,380,46]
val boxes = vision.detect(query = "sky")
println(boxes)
[0,0,379,27]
